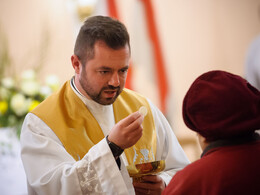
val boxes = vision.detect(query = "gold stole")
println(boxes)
[31,81,156,165]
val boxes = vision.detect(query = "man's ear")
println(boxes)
[71,55,81,74]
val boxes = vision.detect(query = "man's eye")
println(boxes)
[120,69,128,73]
[99,71,109,74]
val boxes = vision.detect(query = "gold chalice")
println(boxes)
[126,160,165,182]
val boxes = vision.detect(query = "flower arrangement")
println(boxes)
[0,69,60,137]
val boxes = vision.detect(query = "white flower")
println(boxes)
[40,86,52,98]
[21,69,36,81]
[1,77,15,89]
[0,87,11,99]
[10,93,29,116]
[45,75,60,91]
[21,80,40,96]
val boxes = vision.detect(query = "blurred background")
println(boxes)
[1,0,260,194]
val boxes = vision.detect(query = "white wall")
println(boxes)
[0,0,75,82]
[152,0,260,160]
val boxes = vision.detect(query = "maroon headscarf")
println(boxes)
[183,70,260,141]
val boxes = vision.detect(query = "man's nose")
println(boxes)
[108,72,120,86]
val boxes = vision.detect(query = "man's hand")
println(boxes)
[133,175,165,195]
[108,111,144,149]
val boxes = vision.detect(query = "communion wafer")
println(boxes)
[139,106,148,117]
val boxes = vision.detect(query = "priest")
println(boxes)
[20,15,190,195]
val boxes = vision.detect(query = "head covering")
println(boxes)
[183,70,260,141]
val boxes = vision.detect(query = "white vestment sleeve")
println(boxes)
[20,113,135,195]
[147,100,190,185]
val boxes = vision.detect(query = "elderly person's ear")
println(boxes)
[196,133,209,151]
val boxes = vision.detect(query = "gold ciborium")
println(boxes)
[126,160,165,182]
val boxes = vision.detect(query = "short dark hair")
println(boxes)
[74,15,130,65]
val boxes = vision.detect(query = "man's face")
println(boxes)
[77,41,130,105]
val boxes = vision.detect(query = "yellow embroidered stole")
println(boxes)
[31,81,156,165]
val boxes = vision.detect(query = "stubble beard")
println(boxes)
[79,75,122,105]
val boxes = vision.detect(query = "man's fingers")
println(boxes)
[119,111,142,126]
[127,114,144,130]
[133,175,165,194]
[109,111,144,149]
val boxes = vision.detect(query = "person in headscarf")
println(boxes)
[162,70,260,195]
